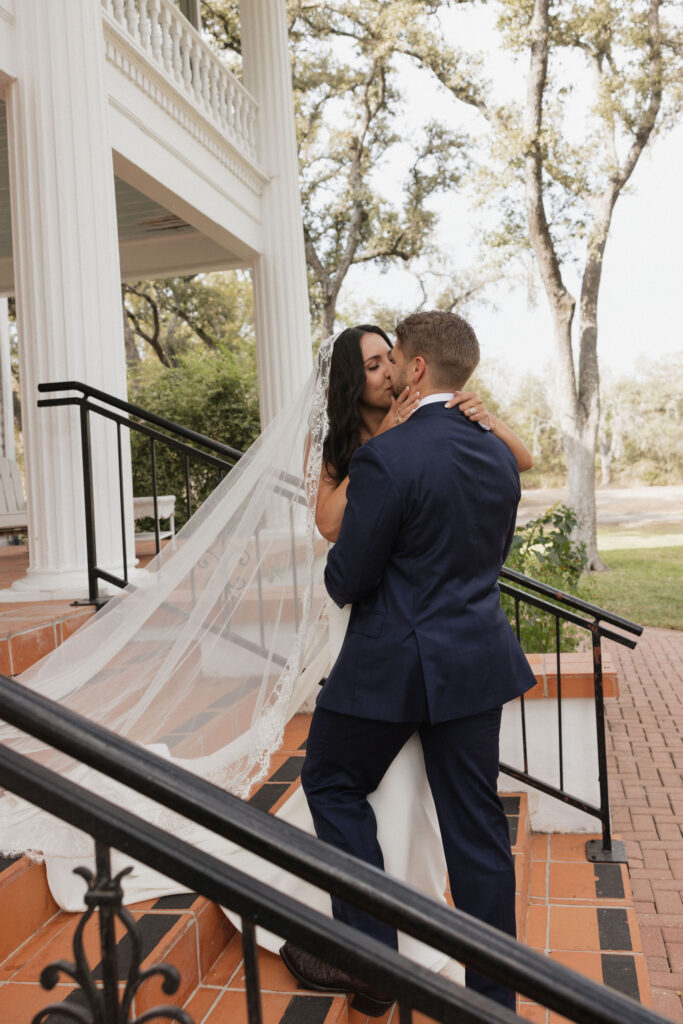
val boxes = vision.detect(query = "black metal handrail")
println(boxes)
[500,566,643,638]
[0,673,668,1024]
[38,380,244,462]
[38,381,306,605]
[37,379,642,859]
[497,570,641,862]
[38,381,242,603]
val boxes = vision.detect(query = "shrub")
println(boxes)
[502,504,590,652]
[128,348,260,531]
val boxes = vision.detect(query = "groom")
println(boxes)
[282,311,536,1011]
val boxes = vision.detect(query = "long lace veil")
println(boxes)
[0,334,336,860]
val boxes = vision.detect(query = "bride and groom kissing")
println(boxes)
[280,310,537,1013]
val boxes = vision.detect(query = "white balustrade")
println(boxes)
[102,0,258,160]
[159,3,172,71]
[125,0,138,41]
[149,0,162,65]
[138,0,150,50]
[192,37,203,105]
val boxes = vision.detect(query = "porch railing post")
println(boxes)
[79,399,99,603]
[585,624,627,864]
[592,624,612,852]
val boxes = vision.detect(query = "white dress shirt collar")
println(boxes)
[417,392,455,410]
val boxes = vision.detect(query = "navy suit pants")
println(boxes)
[301,705,516,1010]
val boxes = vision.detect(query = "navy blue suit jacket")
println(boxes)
[320,402,536,723]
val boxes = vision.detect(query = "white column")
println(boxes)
[5,0,135,598]
[0,299,14,461]
[239,0,312,425]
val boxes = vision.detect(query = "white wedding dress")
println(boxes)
[6,331,463,980]
[45,602,453,972]
[222,602,451,970]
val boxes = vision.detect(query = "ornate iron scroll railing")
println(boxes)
[0,674,668,1024]
[37,379,642,860]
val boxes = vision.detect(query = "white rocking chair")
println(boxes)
[0,457,27,536]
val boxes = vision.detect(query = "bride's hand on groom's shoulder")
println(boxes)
[446,390,495,431]
[377,386,421,435]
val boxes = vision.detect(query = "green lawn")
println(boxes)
[590,545,683,630]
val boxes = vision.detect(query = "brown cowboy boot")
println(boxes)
[279,941,395,1017]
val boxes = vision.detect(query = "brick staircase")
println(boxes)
[0,712,653,1024]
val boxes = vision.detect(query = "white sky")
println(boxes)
[340,7,683,380]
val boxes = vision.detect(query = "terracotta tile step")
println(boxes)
[0,751,520,1023]
[0,709,653,1023]
[0,856,60,966]
[0,890,234,1023]
[0,604,95,676]
[520,829,653,1019]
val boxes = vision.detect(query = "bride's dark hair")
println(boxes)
[323,324,392,485]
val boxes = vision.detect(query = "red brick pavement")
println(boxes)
[605,628,683,1021]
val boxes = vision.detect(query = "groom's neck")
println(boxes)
[418,386,453,398]
[415,373,455,398]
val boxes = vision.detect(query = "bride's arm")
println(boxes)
[313,388,420,542]
[303,434,348,543]
[315,467,348,543]
[446,390,533,472]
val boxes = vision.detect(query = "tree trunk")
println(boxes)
[123,303,140,364]
[564,412,604,570]
[572,202,614,571]
[321,300,336,339]
[550,296,607,572]
[547,304,603,569]
[523,0,610,572]
[599,436,612,486]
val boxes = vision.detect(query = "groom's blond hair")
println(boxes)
[395,311,480,390]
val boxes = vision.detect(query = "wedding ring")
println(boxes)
[395,413,402,424]
[468,406,476,415]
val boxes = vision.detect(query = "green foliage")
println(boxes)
[471,0,683,265]
[294,1,472,335]
[470,353,683,488]
[203,0,471,336]
[123,271,254,365]
[590,544,683,630]
[503,504,591,651]
[599,353,683,485]
[128,348,260,531]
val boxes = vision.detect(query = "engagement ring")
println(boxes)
[468,407,476,415]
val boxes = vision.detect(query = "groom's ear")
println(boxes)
[413,356,427,383]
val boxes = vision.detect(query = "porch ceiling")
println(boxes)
[0,101,246,294]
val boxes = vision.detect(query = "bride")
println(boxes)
[0,323,531,973]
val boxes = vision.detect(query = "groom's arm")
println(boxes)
[324,443,401,607]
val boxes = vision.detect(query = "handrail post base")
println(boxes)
[585,839,628,864]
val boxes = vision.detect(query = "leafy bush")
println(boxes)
[128,348,260,531]
[502,504,590,652]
